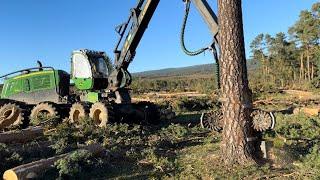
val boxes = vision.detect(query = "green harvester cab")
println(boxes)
[1,68,70,104]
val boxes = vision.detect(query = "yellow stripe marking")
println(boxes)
[12,71,54,80]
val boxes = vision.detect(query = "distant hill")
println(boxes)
[133,64,217,78]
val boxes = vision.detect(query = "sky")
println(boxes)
[0,0,318,75]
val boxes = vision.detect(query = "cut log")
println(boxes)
[293,107,320,116]
[0,127,44,144]
[3,143,106,180]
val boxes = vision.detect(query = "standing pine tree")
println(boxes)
[218,0,260,164]
[289,2,320,82]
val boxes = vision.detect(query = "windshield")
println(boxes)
[91,57,108,78]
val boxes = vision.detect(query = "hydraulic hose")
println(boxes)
[180,1,209,56]
[180,1,221,89]
[211,39,221,89]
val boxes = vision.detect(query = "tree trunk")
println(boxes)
[0,127,44,144]
[261,54,266,82]
[311,63,314,80]
[218,0,260,164]
[300,53,304,81]
[307,51,311,81]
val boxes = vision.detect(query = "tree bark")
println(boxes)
[261,54,267,83]
[218,0,260,164]
[307,49,311,81]
[0,127,44,144]
[311,63,314,80]
[300,53,304,81]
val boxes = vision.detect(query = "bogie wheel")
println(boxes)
[89,102,114,127]
[251,109,276,132]
[0,103,24,130]
[200,110,223,132]
[69,103,89,124]
[30,103,59,125]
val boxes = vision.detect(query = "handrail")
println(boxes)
[0,67,55,79]
[0,66,59,96]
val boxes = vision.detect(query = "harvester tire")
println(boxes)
[0,103,24,130]
[69,103,89,124]
[30,103,58,125]
[89,102,114,127]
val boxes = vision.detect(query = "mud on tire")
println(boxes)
[30,103,59,125]
[69,103,90,124]
[89,102,115,127]
[0,103,25,130]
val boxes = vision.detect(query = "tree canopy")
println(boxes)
[249,2,320,90]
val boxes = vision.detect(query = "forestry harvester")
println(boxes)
[0,49,162,130]
[0,0,275,132]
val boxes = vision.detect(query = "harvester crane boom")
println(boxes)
[189,0,219,38]
[113,0,219,69]
[109,0,219,104]
[113,0,160,70]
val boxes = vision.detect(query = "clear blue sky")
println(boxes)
[0,0,318,75]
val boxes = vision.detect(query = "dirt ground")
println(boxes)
[132,91,208,102]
